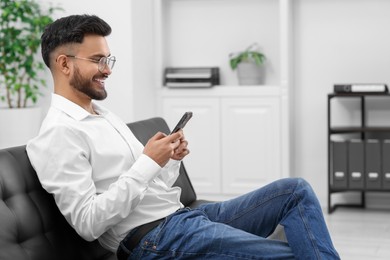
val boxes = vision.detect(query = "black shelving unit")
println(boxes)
[327,92,390,213]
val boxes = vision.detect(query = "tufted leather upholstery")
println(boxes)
[0,117,208,260]
[0,146,115,260]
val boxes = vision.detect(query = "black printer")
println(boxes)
[164,67,220,88]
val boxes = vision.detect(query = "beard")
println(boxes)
[70,66,108,100]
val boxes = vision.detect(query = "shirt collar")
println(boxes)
[51,93,108,121]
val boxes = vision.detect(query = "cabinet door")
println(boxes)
[162,97,221,194]
[221,97,281,194]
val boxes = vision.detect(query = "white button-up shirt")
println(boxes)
[27,94,183,252]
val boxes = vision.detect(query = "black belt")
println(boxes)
[117,218,164,260]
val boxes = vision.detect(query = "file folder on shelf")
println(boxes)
[365,139,381,189]
[334,83,388,93]
[331,140,348,189]
[382,140,390,189]
[348,139,364,189]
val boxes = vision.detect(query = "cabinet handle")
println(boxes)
[334,171,345,178]
[368,172,379,179]
[351,172,362,179]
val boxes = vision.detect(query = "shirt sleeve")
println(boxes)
[26,124,162,241]
[157,159,181,187]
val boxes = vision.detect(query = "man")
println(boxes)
[27,14,340,259]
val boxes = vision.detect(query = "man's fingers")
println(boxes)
[150,131,167,141]
[168,131,182,140]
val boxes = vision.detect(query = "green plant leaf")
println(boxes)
[229,43,266,71]
[0,0,61,108]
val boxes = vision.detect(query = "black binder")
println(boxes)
[365,139,381,189]
[348,139,364,189]
[382,140,390,189]
[331,141,348,189]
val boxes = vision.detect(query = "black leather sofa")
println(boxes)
[0,117,209,260]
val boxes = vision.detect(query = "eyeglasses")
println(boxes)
[66,55,116,72]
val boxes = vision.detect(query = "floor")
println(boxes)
[324,208,390,260]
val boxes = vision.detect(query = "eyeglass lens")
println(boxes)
[99,56,116,71]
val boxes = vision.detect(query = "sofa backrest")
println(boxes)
[126,117,197,206]
[0,146,114,260]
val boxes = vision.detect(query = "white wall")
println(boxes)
[293,0,390,205]
[130,0,158,121]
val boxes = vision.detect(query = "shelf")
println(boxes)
[330,126,390,134]
[327,92,390,213]
[159,85,283,97]
[329,92,390,98]
[330,188,390,192]
[154,0,292,88]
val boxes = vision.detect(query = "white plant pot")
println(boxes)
[0,107,42,149]
[237,62,264,85]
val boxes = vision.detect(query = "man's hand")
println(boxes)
[171,130,190,161]
[143,130,189,167]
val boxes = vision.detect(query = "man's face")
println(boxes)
[68,35,112,101]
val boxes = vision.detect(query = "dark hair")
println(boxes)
[41,14,112,68]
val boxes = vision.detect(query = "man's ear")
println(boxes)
[55,54,71,75]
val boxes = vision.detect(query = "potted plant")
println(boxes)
[229,43,266,85]
[0,0,60,148]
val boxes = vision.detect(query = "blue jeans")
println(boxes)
[118,178,340,259]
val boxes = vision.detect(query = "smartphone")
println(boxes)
[170,112,193,134]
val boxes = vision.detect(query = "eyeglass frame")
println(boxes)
[65,55,116,72]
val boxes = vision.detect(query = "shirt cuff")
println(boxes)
[165,158,181,169]
[125,154,161,184]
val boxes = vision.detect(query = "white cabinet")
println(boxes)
[162,96,222,194]
[221,97,281,194]
[160,86,286,200]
